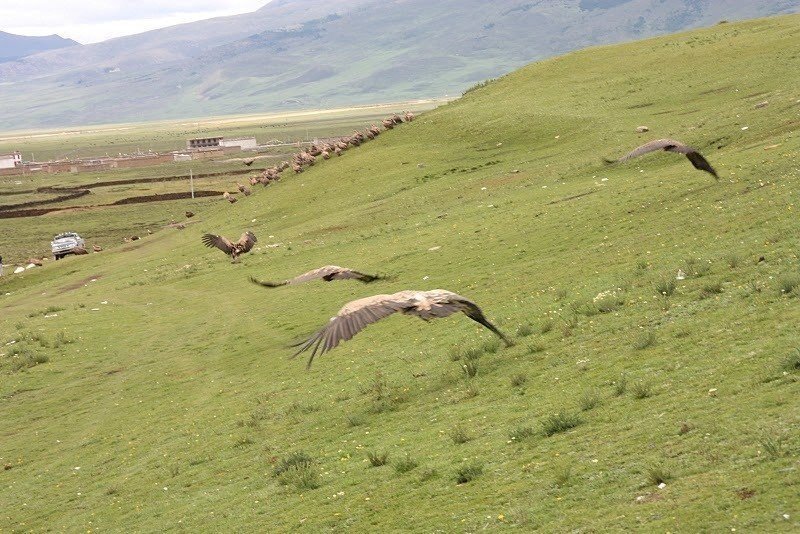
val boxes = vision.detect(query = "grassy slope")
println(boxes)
[2,15,800,532]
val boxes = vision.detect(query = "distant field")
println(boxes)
[0,101,439,262]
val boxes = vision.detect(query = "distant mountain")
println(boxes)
[0,31,78,63]
[0,0,798,129]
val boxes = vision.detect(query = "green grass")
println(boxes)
[1,14,800,532]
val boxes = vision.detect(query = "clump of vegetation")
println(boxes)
[780,348,800,373]
[346,413,366,427]
[560,314,578,338]
[366,450,389,467]
[630,381,653,399]
[510,373,527,388]
[481,338,501,354]
[655,277,676,297]
[683,257,710,278]
[462,78,496,96]
[541,412,583,437]
[646,464,672,485]
[3,343,49,373]
[393,454,418,474]
[274,451,320,490]
[515,323,534,337]
[613,374,628,396]
[450,345,483,362]
[554,289,568,301]
[778,274,800,296]
[418,467,438,482]
[725,253,741,268]
[539,319,554,334]
[553,461,573,487]
[509,426,535,442]
[759,433,787,459]
[635,258,649,273]
[700,281,724,299]
[578,389,601,411]
[632,330,656,350]
[455,461,483,484]
[450,424,472,444]
[462,359,478,378]
[527,342,546,354]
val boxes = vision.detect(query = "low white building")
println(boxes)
[0,151,22,169]
[220,137,257,150]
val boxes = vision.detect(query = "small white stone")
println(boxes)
[783,514,790,520]
[708,388,718,397]
[657,482,666,489]
[741,126,749,130]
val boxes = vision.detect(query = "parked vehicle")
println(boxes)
[51,232,86,260]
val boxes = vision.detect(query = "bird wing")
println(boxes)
[683,150,719,179]
[201,234,234,254]
[617,139,686,162]
[335,269,383,283]
[292,293,410,367]
[236,231,257,252]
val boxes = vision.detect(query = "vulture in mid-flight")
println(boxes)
[249,265,383,288]
[243,158,255,167]
[201,231,257,262]
[605,138,718,179]
[292,290,513,368]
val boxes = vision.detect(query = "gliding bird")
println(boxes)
[250,265,384,288]
[605,138,718,179]
[292,290,513,368]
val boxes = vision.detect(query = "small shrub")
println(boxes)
[527,342,545,354]
[450,424,472,444]
[274,451,313,477]
[760,433,787,459]
[726,253,741,269]
[54,331,74,346]
[169,465,180,477]
[646,464,672,485]
[510,373,527,388]
[554,289,568,301]
[463,381,479,399]
[780,348,800,373]
[578,389,601,411]
[233,435,255,448]
[613,374,628,396]
[346,413,367,427]
[393,454,418,474]
[541,412,583,437]
[366,450,389,467]
[561,314,578,338]
[595,295,623,313]
[105,486,119,496]
[553,461,573,487]
[462,360,478,378]
[418,467,438,482]
[630,381,653,399]
[516,323,534,337]
[700,281,724,299]
[509,426,535,442]
[655,277,676,297]
[455,461,483,484]
[778,274,800,296]
[539,319,554,334]
[635,258,649,273]
[481,338,501,354]
[683,257,710,277]
[632,330,656,350]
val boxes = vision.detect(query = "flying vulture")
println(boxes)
[605,138,718,179]
[201,231,257,262]
[249,265,383,288]
[292,290,513,368]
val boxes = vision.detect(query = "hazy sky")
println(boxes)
[0,1,270,44]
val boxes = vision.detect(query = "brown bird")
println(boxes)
[185,211,195,218]
[243,158,255,166]
[237,183,252,196]
[202,231,257,262]
[250,265,384,288]
[605,138,718,179]
[291,290,513,368]
[223,192,238,203]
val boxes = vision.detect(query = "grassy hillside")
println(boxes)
[2,15,799,532]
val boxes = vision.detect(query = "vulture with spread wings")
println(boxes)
[201,231,257,262]
[249,265,383,288]
[605,138,718,179]
[242,158,255,166]
[292,290,513,368]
